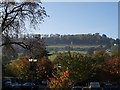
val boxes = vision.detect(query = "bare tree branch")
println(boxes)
[0,1,48,49]
[1,41,30,49]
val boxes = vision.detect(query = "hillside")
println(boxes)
[42,33,117,46]
[41,33,119,51]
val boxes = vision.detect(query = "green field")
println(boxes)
[47,45,100,49]
[47,44,104,61]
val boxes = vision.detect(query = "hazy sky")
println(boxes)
[34,2,118,39]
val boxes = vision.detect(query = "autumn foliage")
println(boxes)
[5,56,53,81]
[102,57,120,75]
[36,56,53,79]
[4,49,120,88]
[48,70,71,89]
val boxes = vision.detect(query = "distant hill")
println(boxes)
[42,33,118,46]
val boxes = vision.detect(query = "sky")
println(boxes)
[33,2,118,39]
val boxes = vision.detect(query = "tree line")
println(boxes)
[42,33,119,46]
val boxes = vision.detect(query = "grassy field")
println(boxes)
[47,45,100,49]
[47,44,104,61]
